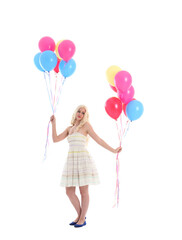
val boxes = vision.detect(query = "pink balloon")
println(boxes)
[58,40,76,62]
[117,85,135,104]
[38,36,55,52]
[114,71,132,92]
[109,84,117,92]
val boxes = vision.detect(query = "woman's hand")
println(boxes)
[50,115,56,123]
[113,146,122,154]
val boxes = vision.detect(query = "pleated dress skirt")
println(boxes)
[60,132,100,187]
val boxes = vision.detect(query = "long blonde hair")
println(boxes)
[71,105,90,144]
[71,105,89,131]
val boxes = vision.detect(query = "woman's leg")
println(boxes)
[77,185,89,224]
[66,187,81,221]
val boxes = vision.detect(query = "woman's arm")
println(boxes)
[50,115,71,143]
[86,122,122,153]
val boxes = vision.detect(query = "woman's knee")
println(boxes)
[66,187,75,198]
[79,185,89,197]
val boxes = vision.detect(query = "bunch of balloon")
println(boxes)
[34,36,76,160]
[115,71,144,122]
[105,65,144,207]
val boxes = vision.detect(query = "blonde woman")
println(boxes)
[50,105,122,228]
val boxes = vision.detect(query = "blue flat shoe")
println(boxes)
[69,221,77,226]
[74,221,86,228]
[69,217,86,226]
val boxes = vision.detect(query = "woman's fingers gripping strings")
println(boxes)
[50,115,56,123]
[114,146,122,154]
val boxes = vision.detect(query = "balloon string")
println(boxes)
[48,71,54,107]
[43,72,54,161]
[113,157,120,208]
[116,116,123,146]
[113,118,122,208]
[44,72,54,113]
[120,113,124,141]
[53,73,58,110]
[43,73,66,161]
[113,115,131,207]
[123,119,131,137]
[43,120,51,161]
[53,75,66,114]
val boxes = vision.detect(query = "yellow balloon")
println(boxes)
[55,40,64,60]
[106,65,121,86]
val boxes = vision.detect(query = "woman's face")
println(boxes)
[76,107,86,121]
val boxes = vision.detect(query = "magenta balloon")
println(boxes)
[117,85,135,104]
[58,40,76,62]
[38,36,55,52]
[114,71,132,92]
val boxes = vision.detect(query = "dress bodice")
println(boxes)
[67,132,87,148]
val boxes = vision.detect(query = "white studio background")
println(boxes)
[0,0,182,239]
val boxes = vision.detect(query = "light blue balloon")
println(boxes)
[59,59,76,77]
[39,50,57,72]
[34,53,44,71]
[126,100,144,121]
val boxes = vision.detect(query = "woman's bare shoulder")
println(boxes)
[84,122,93,131]
[84,122,91,127]
[66,125,72,133]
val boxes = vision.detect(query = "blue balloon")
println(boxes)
[34,53,44,71]
[126,100,144,121]
[59,59,76,77]
[39,50,57,72]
